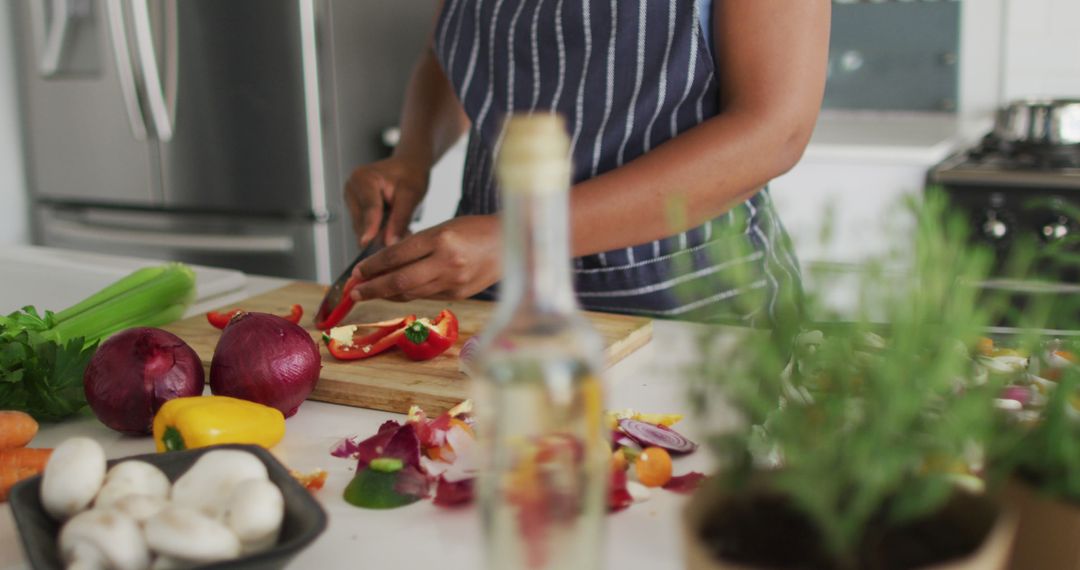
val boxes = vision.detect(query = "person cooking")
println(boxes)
[344,0,829,325]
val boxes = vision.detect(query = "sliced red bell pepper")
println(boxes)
[398,310,459,361]
[323,316,416,360]
[206,308,241,329]
[207,304,303,330]
[283,303,303,325]
[315,276,362,330]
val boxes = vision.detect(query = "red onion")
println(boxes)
[617,419,698,455]
[209,312,321,417]
[84,328,204,434]
[458,336,480,373]
[1000,385,1032,406]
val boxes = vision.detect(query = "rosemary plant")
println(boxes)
[685,194,1013,566]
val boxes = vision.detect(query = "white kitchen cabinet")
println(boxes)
[770,112,972,267]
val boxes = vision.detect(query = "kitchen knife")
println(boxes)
[314,229,386,329]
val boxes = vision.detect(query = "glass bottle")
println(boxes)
[473,114,608,570]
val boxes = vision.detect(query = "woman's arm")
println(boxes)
[393,46,472,179]
[569,0,831,256]
[344,1,471,247]
[350,0,830,302]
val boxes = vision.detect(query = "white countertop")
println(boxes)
[801,111,989,165]
[0,247,715,570]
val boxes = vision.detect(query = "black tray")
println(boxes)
[8,444,327,570]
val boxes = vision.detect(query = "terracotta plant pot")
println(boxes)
[683,483,1017,570]
[1004,478,1080,569]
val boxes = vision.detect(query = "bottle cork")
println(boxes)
[495,114,572,194]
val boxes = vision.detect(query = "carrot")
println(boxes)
[0,447,53,502]
[0,411,39,449]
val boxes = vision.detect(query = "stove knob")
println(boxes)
[982,212,1009,241]
[1042,217,1071,242]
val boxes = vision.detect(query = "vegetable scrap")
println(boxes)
[291,469,328,493]
[608,411,705,509]
[323,310,459,362]
[981,337,1080,423]
[206,304,303,330]
[617,419,698,455]
[153,396,286,452]
[332,401,476,509]
[458,336,480,374]
[332,401,705,512]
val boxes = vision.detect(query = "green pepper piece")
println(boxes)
[343,467,423,509]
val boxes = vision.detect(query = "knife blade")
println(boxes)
[314,228,386,328]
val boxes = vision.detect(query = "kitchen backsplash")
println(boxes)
[825,1,960,112]
[1002,0,1080,100]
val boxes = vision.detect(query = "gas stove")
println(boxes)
[933,135,1080,189]
[930,134,1080,264]
[929,133,1080,330]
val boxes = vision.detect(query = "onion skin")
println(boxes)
[84,328,204,435]
[209,312,321,418]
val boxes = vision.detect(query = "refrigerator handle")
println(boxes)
[31,0,89,76]
[104,0,148,140]
[131,0,174,141]
[47,219,296,254]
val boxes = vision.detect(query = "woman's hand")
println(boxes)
[350,215,501,302]
[344,157,430,248]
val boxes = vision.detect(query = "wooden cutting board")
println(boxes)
[164,281,652,415]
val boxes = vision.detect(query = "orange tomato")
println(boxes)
[634,447,673,488]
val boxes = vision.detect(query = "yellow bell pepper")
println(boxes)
[152,396,286,452]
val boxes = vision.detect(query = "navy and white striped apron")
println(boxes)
[435,0,802,325]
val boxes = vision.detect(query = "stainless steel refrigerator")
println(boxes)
[11,0,432,282]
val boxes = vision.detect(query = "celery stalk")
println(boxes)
[90,303,189,343]
[53,265,169,324]
[45,263,196,344]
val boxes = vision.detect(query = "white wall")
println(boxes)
[1001,0,1080,100]
[0,5,28,245]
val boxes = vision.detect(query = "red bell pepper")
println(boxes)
[398,310,459,361]
[315,276,362,330]
[323,316,416,360]
[282,303,304,325]
[207,304,303,330]
[206,308,241,329]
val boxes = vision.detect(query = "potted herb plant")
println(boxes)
[682,197,1018,569]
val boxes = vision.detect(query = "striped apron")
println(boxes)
[434,0,802,325]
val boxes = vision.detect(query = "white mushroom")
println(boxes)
[95,461,171,510]
[144,506,242,564]
[41,438,107,521]
[110,494,169,524]
[171,450,268,519]
[225,479,285,554]
[59,509,150,570]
